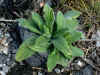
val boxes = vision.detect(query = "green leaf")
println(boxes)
[18,18,41,34]
[32,12,44,31]
[56,11,67,31]
[56,10,80,31]
[16,36,37,62]
[64,10,81,19]
[57,53,68,67]
[65,31,82,43]
[54,28,69,37]
[16,34,50,62]
[47,49,68,72]
[29,34,50,53]
[65,18,79,31]
[16,47,35,62]
[43,4,55,33]
[43,25,51,38]
[71,46,84,57]
[47,50,58,72]
[56,10,80,32]
[53,36,71,58]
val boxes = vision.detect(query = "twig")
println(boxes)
[79,39,100,41]
[32,67,47,72]
[0,19,17,22]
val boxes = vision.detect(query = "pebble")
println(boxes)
[0,71,6,75]
[77,61,84,67]
[96,30,100,47]
[92,29,100,47]
[72,65,94,75]
[54,68,61,74]
[38,72,43,75]
[19,27,48,67]
[0,23,19,74]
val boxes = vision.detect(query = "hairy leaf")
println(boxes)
[57,52,68,67]
[32,12,44,31]
[15,36,37,61]
[71,46,84,57]
[29,34,50,53]
[18,18,41,34]
[43,4,55,33]
[56,11,66,31]
[47,49,68,72]
[65,18,79,30]
[64,10,81,19]
[43,25,51,38]
[53,36,71,58]
[65,31,82,43]
[47,50,58,72]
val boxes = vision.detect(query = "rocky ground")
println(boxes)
[0,0,100,75]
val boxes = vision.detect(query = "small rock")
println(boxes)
[96,30,100,47]
[54,68,61,74]
[91,29,100,47]
[0,0,4,5]
[38,72,43,75]
[0,23,20,74]
[72,65,94,75]
[77,61,84,68]
[0,71,6,75]
[18,27,48,67]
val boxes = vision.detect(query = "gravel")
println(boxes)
[18,26,48,67]
[0,22,19,74]
[72,65,94,75]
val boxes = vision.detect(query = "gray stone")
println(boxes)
[92,29,100,47]
[0,23,19,74]
[0,0,3,5]
[55,68,61,74]
[38,72,43,75]
[18,27,48,67]
[18,26,35,41]
[72,65,94,75]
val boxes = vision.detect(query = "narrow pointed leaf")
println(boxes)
[47,49,68,72]
[29,34,50,53]
[57,52,68,67]
[32,12,44,31]
[47,50,58,72]
[43,25,51,38]
[16,47,35,62]
[43,4,55,33]
[53,36,71,58]
[56,11,66,31]
[18,18,41,34]
[16,36,37,62]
